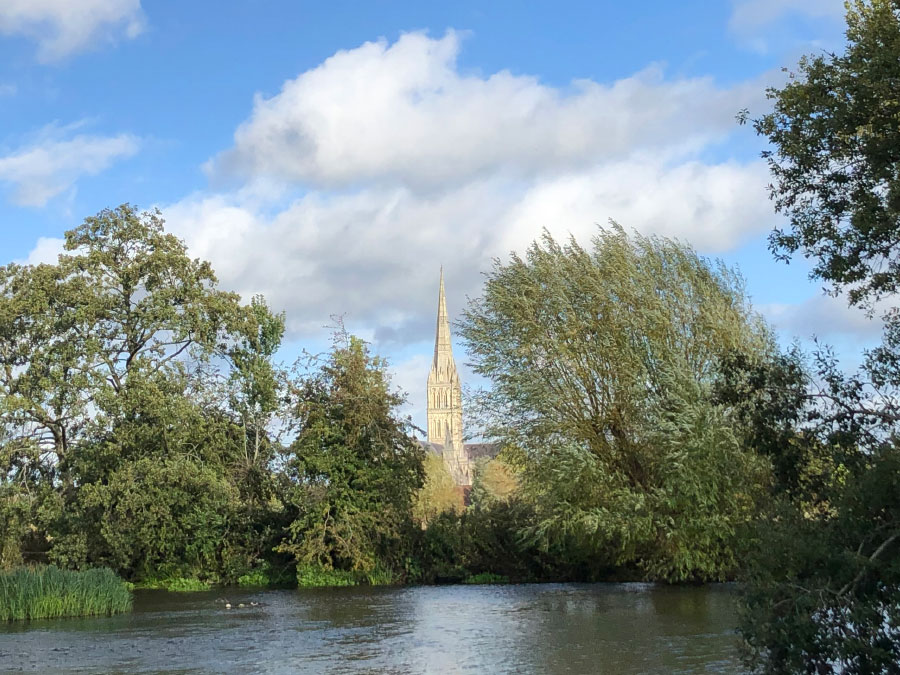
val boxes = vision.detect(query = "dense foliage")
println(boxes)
[459,227,772,582]
[748,0,900,308]
[733,341,900,672]
[1,206,293,585]
[278,331,425,584]
[739,1,900,671]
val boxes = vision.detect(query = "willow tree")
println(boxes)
[460,226,772,581]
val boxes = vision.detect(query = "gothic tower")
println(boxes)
[427,268,470,484]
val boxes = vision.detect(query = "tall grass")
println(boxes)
[0,566,132,621]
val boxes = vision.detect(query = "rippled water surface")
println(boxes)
[0,583,742,674]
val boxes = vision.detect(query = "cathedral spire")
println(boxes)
[426,268,469,484]
[433,266,452,367]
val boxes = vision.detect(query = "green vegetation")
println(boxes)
[296,565,360,587]
[0,205,291,587]
[746,0,900,308]
[295,563,396,587]
[735,2,900,671]
[135,577,211,592]
[0,566,132,621]
[413,453,464,527]
[459,227,771,583]
[463,573,509,585]
[2,7,900,663]
[277,330,424,586]
[237,562,295,588]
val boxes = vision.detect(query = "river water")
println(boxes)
[0,583,742,674]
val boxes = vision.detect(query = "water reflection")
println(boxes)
[0,583,741,674]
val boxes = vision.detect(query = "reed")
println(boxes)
[0,566,132,621]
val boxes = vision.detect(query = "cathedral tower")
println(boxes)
[427,269,470,484]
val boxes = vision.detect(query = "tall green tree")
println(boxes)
[279,329,424,582]
[741,2,900,671]
[748,0,900,308]
[460,226,771,581]
[0,205,285,579]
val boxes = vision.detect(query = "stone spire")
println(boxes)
[427,268,470,484]
[433,267,452,366]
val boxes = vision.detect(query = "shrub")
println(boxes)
[295,563,398,587]
[237,562,296,588]
[296,565,360,587]
[136,576,211,592]
[463,572,510,584]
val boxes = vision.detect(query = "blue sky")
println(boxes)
[0,0,874,430]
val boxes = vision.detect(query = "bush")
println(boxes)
[58,456,239,580]
[136,576,211,592]
[0,566,132,621]
[463,572,510,584]
[237,562,296,588]
[296,563,397,587]
[296,565,360,587]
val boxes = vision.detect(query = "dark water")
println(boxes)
[0,583,742,674]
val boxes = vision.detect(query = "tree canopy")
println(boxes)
[739,2,900,671]
[749,0,900,307]
[460,226,772,581]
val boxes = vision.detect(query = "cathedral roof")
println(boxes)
[464,443,500,460]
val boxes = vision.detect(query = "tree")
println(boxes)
[739,3,900,670]
[747,0,900,308]
[469,457,519,507]
[460,226,771,581]
[279,329,425,582]
[735,338,900,673]
[225,294,288,502]
[412,453,464,527]
[0,205,251,483]
[0,204,285,580]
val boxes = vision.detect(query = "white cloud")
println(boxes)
[163,155,773,347]
[497,158,773,255]
[729,0,845,52]
[0,0,144,62]
[16,236,65,265]
[762,294,888,342]
[0,125,139,207]
[211,30,769,191]
[387,353,432,434]
[730,0,845,33]
[25,32,778,351]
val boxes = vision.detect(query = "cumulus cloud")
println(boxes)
[0,0,144,62]
[15,236,65,265]
[210,31,769,191]
[164,155,773,346]
[24,32,778,351]
[0,124,139,207]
